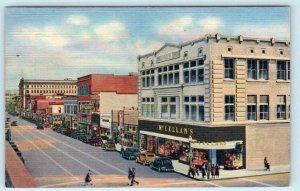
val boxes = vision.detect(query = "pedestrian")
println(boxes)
[215,164,220,178]
[264,157,270,171]
[201,164,206,179]
[84,170,93,186]
[206,162,211,179]
[128,167,133,185]
[211,164,216,179]
[130,168,139,186]
[6,128,11,141]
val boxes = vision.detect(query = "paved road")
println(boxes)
[6,114,290,188]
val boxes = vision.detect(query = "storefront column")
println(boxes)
[211,150,217,165]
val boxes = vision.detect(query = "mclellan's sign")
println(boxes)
[158,125,193,135]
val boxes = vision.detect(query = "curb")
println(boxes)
[174,170,290,181]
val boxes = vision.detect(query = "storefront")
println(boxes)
[139,120,246,169]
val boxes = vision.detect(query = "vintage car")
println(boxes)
[102,141,116,151]
[136,152,156,165]
[36,123,44,130]
[11,121,18,126]
[121,147,140,160]
[150,157,174,172]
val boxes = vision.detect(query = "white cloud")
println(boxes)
[157,16,224,42]
[94,21,128,42]
[128,39,163,55]
[197,17,224,35]
[17,25,69,47]
[67,15,90,26]
[234,23,290,40]
[158,16,192,36]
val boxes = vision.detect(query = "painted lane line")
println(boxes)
[28,131,103,175]
[36,130,127,175]
[241,178,275,187]
[14,129,80,182]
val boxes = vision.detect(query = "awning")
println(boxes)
[191,141,243,150]
[140,130,189,142]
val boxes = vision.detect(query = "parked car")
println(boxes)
[11,121,18,126]
[150,157,174,172]
[36,123,44,130]
[136,152,156,165]
[102,141,116,151]
[121,147,140,160]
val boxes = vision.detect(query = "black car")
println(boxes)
[150,157,174,172]
[121,147,140,160]
[36,123,44,130]
[11,121,18,126]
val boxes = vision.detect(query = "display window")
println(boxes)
[157,138,180,159]
[179,147,208,166]
[147,136,156,152]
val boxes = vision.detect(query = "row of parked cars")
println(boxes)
[9,141,25,164]
[106,146,174,172]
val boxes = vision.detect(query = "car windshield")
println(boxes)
[162,159,172,165]
[147,154,155,157]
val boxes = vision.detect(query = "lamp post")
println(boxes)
[188,134,193,169]
[121,133,125,152]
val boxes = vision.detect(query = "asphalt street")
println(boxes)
[6,114,290,188]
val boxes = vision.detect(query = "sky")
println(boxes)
[5,7,290,90]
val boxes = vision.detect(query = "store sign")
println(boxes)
[157,50,180,63]
[158,125,193,135]
[80,104,94,110]
[100,114,111,129]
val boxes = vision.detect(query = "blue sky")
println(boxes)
[5,7,290,90]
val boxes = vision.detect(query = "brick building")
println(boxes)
[138,34,290,169]
[77,73,138,137]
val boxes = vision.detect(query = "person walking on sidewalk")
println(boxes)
[128,167,133,185]
[211,164,216,179]
[130,168,139,186]
[215,164,220,178]
[206,162,211,180]
[201,164,206,179]
[264,157,270,171]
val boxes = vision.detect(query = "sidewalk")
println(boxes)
[172,160,290,181]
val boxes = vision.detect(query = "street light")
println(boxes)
[121,133,125,152]
[188,134,193,169]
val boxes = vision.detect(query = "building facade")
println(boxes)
[5,90,18,113]
[18,78,77,111]
[111,109,139,147]
[77,74,138,138]
[138,34,290,169]
[63,96,78,130]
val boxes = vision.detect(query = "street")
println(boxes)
[7,114,289,188]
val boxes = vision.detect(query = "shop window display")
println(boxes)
[157,138,180,159]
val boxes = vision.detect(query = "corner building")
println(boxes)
[138,34,290,169]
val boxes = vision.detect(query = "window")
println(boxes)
[157,64,180,86]
[225,95,235,121]
[277,61,290,80]
[184,95,204,121]
[198,47,203,56]
[141,69,155,88]
[250,49,254,54]
[259,60,268,80]
[160,97,179,119]
[277,95,286,119]
[247,95,257,120]
[247,59,257,80]
[151,60,154,67]
[184,51,188,60]
[183,59,205,84]
[247,59,268,80]
[224,59,234,79]
[227,47,232,52]
[262,49,266,54]
[259,95,269,120]
[141,97,154,117]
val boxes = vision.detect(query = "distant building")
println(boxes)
[18,78,77,112]
[77,74,138,138]
[138,34,290,169]
[63,96,78,129]
[5,90,18,112]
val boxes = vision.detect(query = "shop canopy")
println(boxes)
[191,141,243,150]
